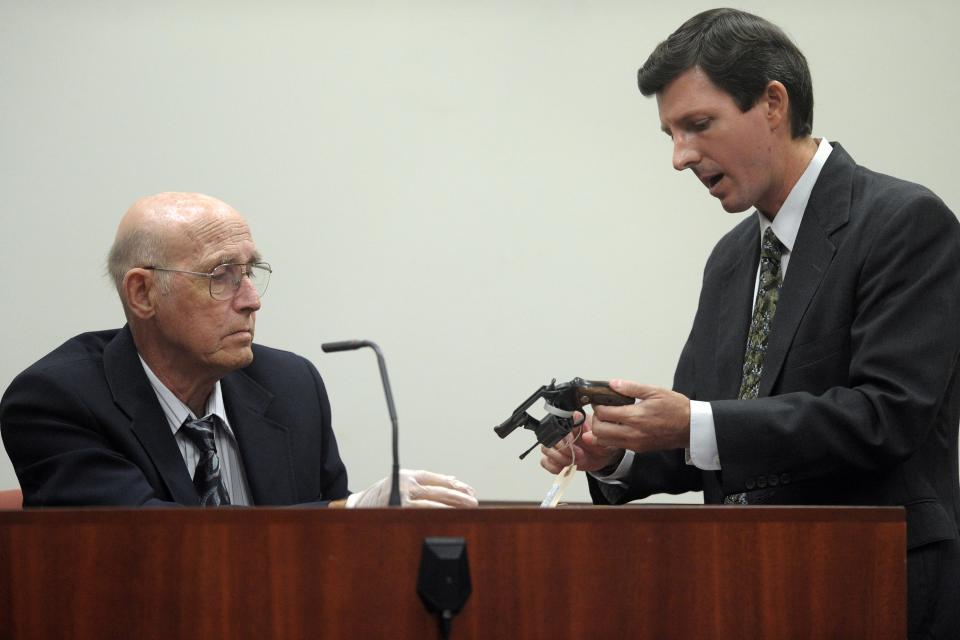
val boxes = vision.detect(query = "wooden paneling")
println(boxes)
[0,506,905,639]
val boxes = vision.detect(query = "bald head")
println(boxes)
[107,192,247,299]
[106,192,264,409]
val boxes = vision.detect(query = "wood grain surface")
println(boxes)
[0,506,905,639]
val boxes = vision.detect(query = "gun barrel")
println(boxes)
[494,415,523,438]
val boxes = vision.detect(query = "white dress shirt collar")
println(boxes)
[757,138,833,251]
[138,356,234,437]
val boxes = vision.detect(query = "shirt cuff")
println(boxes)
[688,400,721,470]
[589,450,635,485]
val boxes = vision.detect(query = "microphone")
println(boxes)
[321,339,401,507]
[321,340,372,353]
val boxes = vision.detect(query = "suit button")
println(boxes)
[757,477,767,488]
[769,475,779,487]
[745,478,756,490]
[780,473,791,484]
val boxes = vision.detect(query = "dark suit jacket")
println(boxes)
[0,326,350,507]
[590,144,960,552]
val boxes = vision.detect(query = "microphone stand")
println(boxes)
[321,340,401,507]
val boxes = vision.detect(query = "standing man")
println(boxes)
[541,9,959,636]
[1,192,477,509]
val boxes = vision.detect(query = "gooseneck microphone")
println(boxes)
[321,339,401,507]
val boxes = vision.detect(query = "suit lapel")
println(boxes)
[712,224,760,399]
[103,326,199,505]
[758,145,854,397]
[221,371,296,505]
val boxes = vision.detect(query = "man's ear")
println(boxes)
[123,268,158,319]
[764,80,790,133]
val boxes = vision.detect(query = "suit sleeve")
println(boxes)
[0,368,178,507]
[303,358,350,503]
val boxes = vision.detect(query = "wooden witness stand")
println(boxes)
[0,506,904,639]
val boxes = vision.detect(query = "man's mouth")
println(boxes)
[704,173,725,196]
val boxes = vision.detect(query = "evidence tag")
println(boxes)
[540,463,577,508]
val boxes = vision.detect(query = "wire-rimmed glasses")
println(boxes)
[143,262,272,300]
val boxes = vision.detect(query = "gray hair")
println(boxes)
[106,227,171,297]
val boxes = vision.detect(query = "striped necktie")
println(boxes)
[180,415,231,506]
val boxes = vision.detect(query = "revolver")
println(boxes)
[494,377,634,459]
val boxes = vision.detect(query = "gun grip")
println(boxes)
[576,381,634,407]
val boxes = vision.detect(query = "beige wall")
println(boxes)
[2,0,957,503]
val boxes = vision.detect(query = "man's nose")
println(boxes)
[672,137,700,171]
[233,274,262,311]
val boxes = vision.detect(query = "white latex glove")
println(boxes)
[345,469,479,508]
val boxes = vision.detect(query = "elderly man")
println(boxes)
[1,192,477,508]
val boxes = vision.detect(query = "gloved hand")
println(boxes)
[345,469,479,508]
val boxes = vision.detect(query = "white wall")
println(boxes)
[2,0,958,504]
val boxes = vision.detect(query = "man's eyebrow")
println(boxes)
[661,112,705,136]
[203,251,263,270]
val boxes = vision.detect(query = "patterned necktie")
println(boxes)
[725,227,786,505]
[180,415,231,506]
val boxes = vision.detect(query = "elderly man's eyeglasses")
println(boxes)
[143,262,272,301]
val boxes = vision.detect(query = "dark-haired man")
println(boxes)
[1,192,478,509]
[541,8,960,636]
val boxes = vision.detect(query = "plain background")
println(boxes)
[2,0,958,504]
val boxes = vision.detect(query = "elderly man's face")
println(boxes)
[151,203,262,378]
